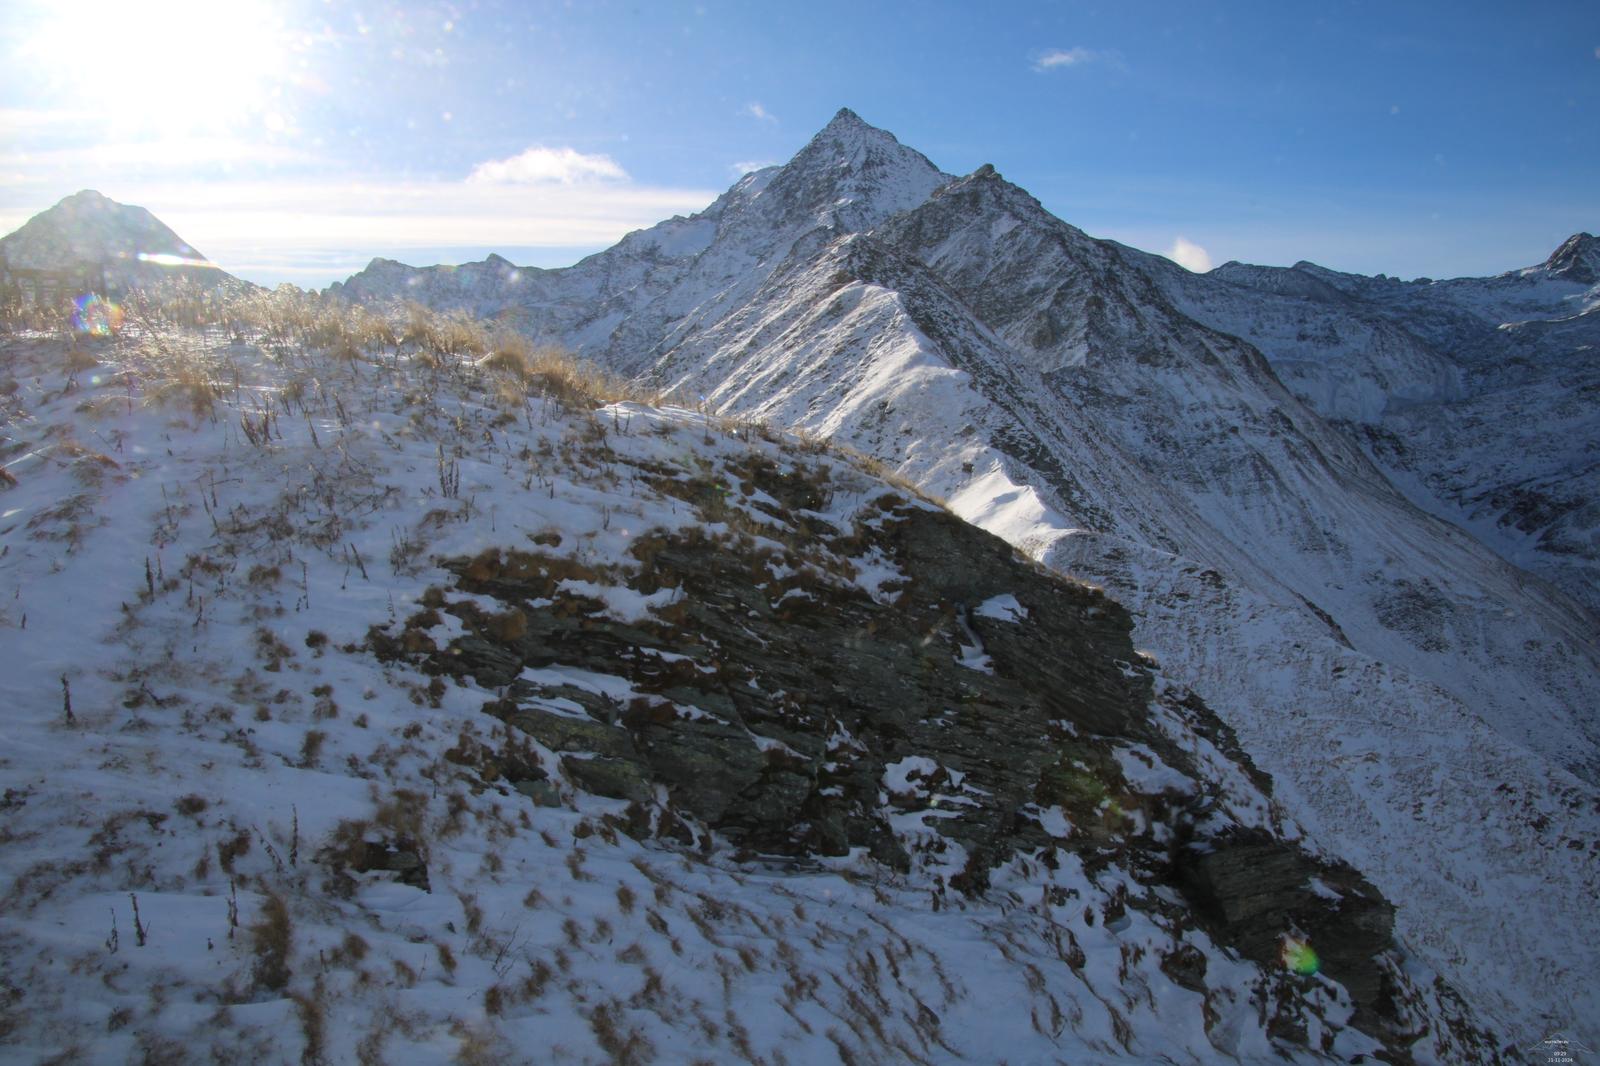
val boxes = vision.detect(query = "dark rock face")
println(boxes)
[348,839,431,892]
[1174,829,1398,1028]
[429,495,1156,877]
[1543,232,1599,285]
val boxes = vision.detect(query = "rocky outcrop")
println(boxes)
[420,496,1158,869]
[1543,232,1599,286]
[1174,830,1397,1032]
[365,459,1462,1056]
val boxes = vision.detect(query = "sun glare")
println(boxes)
[23,0,291,137]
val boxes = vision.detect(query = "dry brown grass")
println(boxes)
[249,892,293,991]
[14,285,677,431]
[476,331,648,411]
[146,351,224,418]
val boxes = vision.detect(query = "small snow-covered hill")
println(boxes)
[330,110,1600,1048]
[0,304,1503,1063]
[0,190,239,296]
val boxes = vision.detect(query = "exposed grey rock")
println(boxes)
[560,755,653,803]
[338,838,430,893]
[365,481,1442,1055]
[511,778,563,807]
[1175,830,1396,1025]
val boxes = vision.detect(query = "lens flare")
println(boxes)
[72,294,124,336]
[1281,935,1319,976]
[137,252,216,269]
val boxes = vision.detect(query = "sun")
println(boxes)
[21,0,293,137]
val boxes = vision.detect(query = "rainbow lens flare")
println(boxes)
[1281,935,1320,976]
[72,294,124,336]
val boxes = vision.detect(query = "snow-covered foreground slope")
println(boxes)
[1,313,1510,1063]
[330,110,1600,1048]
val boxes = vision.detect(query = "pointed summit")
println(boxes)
[59,189,114,207]
[0,189,235,291]
[1542,231,1599,284]
[818,107,877,138]
[803,106,915,157]
[756,108,950,234]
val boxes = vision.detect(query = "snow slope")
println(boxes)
[0,310,1503,1063]
[1168,238,1600,612]
[332,111,1600,1048]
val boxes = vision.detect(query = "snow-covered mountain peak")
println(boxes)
[0,189,199,270]
[814,104,891,145]
[0,188,235,293]
[1541,230,1599,284]
[889,159,1087,257]
[761,107,951,233]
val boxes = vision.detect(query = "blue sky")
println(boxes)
[1,0,1595,286]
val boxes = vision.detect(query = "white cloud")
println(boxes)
[1165,236,1213,273]
[729,160,777,177]
[1036,47,1100,71]
[743,102,777,123]
[1033,47,1118,72]
[466,145,627,185]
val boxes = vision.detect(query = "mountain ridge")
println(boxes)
[325,109,1600,1044]
[1177,228,1600,611]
